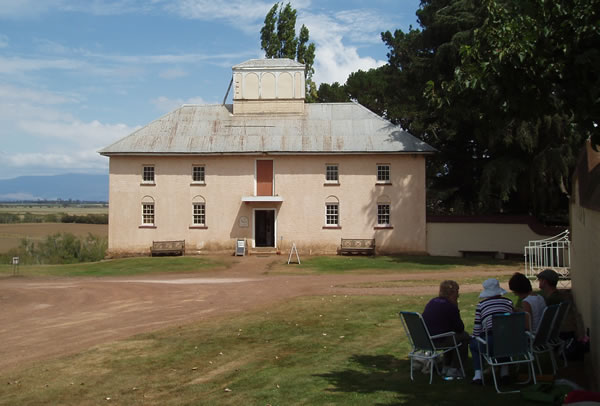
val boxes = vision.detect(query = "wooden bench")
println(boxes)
[151,240,185,256]
[340,238,376,256]
[459,250,498,259]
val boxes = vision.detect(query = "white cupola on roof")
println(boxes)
[232,58,305,115]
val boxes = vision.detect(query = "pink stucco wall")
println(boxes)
[107,154,426,255]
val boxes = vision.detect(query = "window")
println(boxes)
[191,195,206,228]
[142,203,155,225]
[377,164,390,183]
[192,165,205,183]
[377,204,390,226]
[193,203,205,226]
[142,165,155,183]
[326,164,339,183]
[326,203,339,226]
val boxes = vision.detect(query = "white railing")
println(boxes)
[524,230,571,280]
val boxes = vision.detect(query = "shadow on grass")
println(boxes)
[315,354,525,406]
[385,255,522,268]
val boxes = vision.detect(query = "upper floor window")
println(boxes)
[377,164,390,183]
[192,165,205,184]
[326,164,339,183]
[142,165,155,184]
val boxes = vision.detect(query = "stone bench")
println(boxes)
[151,240,185,256]
[340,238,376,256]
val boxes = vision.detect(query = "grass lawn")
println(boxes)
[270,254,522,275]
[0,291,537,406]
[0,256,231,277]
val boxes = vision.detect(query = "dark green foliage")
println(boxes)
[0,212,107,224]
[316,82,350,103]
[260,4,280,58]
[260,2,317,101]
[1,233,107,264]
[0,212,19,223]
[61,213,108,224]
[317,0,594,219]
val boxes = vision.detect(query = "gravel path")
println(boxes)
[0,256,518,372]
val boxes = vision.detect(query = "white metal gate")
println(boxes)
[524,230,571,280]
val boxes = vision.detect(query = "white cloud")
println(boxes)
[0,192,40,200]
[0,56,86,74]
[0,83,137,175]
[313,40,385,85]
[299,11,388,85]
[0,0,63,18]
[0,84,79,105]
[159,68,188,79]
[16,119,135,147]
[151,96,213,113]
[0,34,8,48]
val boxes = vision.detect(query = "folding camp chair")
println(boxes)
[475,312,537,393]
[548,301,571,371]
[399,311,465,384]
[531,304,560,375]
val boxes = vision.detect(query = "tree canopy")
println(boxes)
[315,0,598,220]
[261,2,317,101]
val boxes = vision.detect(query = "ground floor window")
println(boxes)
[142,203,155,225]
[377,203,390,226]
[326,203,339,226]
[193,202,205,225]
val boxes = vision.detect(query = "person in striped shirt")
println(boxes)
[469,278,514,385]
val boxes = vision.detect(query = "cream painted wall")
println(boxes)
[107,154,427,255]
[570,192,600,390]
[427,222,550,257]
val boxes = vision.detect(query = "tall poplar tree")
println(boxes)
[260,2,317,101]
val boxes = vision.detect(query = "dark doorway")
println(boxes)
[255,210,275,247]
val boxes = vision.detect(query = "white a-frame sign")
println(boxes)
[287,242,301,264]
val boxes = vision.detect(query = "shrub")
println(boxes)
[0,233,107,265]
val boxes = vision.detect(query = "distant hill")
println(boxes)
[0,174,108,202]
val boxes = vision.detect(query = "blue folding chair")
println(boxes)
[476,312,537,393]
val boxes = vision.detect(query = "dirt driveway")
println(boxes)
[0,256,518,372]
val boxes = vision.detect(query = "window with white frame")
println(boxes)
[193,203,205,225]
[142,200,155,225]
[192,165,205,183]
[325,164,339,183]
[377,164,390,183]
[326,203,339,226]
[377,204,390,226]
[142,165,155,183]
[192,195,206,226]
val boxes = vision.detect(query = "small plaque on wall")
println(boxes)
[239,216,249,228]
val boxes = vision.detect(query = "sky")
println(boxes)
[0,0,421,180]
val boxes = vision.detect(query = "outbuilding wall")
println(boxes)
[426,218,562,257]
[570,140,600,390]
[107,154,426,255]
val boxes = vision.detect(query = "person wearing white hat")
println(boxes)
[469,278,514,385]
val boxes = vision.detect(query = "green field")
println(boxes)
[0,203,108,216]
[0,256,228,277]
[0,222,108,253]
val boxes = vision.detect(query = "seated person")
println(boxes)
[470,278,513,385]
[509,272,547,332]
[422,280,468,378]
[537,269,561,305]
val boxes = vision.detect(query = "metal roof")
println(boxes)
[98,102,436,156]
